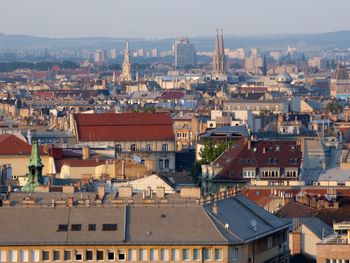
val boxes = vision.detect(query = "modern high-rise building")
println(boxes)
[174,37,196,69]
[212,29,226,79]
[120,41,132,81]
[94,49,106,65]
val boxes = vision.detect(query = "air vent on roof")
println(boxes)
[57,224,68,232]
[102,224,117,231]
[71,224,81,231]
[250,220,258,232]
[224,223,229,229]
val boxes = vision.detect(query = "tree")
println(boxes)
[325,100,343,114]
[199,141,233,164]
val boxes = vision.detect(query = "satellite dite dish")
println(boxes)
[250,219,258,232]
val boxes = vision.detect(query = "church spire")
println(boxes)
[120,40,132,81]
[219,28,224,56]
[22,138,44,192]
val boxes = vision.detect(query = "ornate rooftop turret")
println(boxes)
[22,138,44,192]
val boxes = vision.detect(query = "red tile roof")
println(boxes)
[213,139,302,181]
[75,112,175,142]
[0,134,33,155]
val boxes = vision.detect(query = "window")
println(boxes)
[159,159,164,169]
[71,224,81,231]
[96,250,104,261]
[171,249,179,261]
[86,251,93,261]
[9,250,17,262]
[290,145,296,151]
[53,251,60,261]
[117,250,125,261]
[164,159,170,169]
[127,249,137,262]
[203,248,211,261]
[130,144,137,152]
[42,251,49,262]
[150,249,158,261]
[275,145,280,151]
[182,249,189,261]
[160,249,169,261]
[102,224,117,231]
[146,144,152,152]
[57,224,68,232]
[193,249,200,261]
[88,224,96,231]
[115,144,122,152]
[232,248,239,262]
[139,249,147,261]
[20,251,28,262]
[107,250,115,261]
[214,249,223,261]
[75,250,83,261]
[162,144,169,152]
[64,250,72,261]
[31,251,39,262]
[0,251,7,263]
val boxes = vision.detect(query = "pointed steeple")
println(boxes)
[120,40,132,81]
[22,138,44,193]
[219,28,224,56]
[214,28,220,55]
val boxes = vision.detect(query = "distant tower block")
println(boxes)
[120,40,132,81]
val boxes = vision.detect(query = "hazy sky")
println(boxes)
[1,0,350,38]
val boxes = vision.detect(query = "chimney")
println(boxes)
[67,196,74,207]
[98,185,105,200]
[212,202,218,215]
[82,146,90,160]
[290,231,302,255]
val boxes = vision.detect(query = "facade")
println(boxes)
[120,41,132,81]
[201,139,302,194]
[317,221,350,263]
[73,112,176,172]
[174,37,196,69]
[0,190,290,263]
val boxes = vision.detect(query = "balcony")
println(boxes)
[321,234,349,244]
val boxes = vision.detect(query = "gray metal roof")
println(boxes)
[0,193,289,246]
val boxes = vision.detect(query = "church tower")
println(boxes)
[22,139,44,192]
[219,29,225,74]
[120,40,132,81]
[212,29,220,74]
[212,29,226,79]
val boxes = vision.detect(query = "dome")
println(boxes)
[276,72,293,84]
[333,67,349,80]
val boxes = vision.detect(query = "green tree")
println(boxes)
[325,100,343,114]
[199,141,233,164]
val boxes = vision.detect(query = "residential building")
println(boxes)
[317,221,350,263]
[0,189,291,263]
[94,49,106,65]
[73,112,176,172]
[330,66,350,99]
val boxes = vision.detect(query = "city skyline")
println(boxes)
[1,0,350,38]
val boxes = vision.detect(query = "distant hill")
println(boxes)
[0,31,350,52]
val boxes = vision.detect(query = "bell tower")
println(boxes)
[22,138,44,192]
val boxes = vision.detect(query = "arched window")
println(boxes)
[159,159,164,169]
[165,159,170,169]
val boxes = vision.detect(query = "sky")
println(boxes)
[1,0,350,38]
